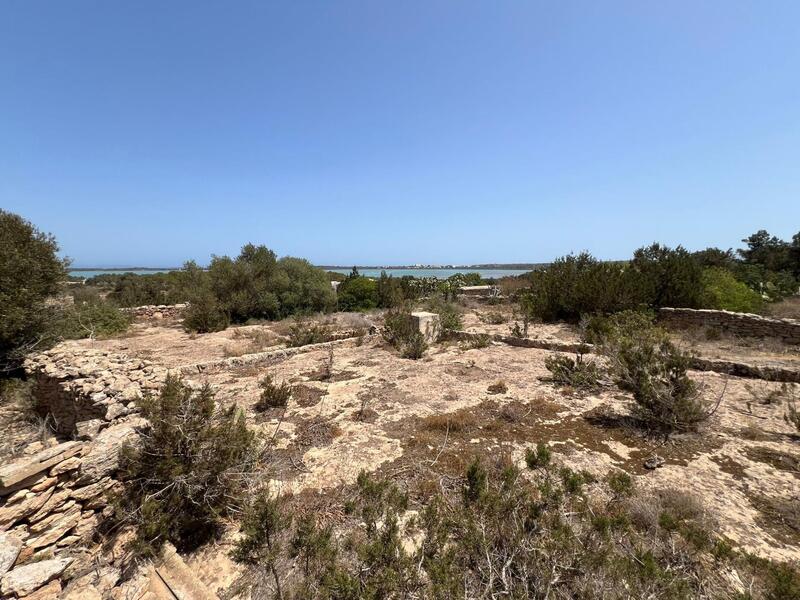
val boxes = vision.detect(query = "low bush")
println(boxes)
[401,331,428,360]
[581,309,656,345]
[602,318,715,435]
[383,307,427,359]
[701,267,765,313]
[287,319,332,347]
[425,296,462,337]
[118,375,255,555]
[463,333,491,349]
[257,376,292,410]
[487,380,507,394]
[544,349,602,389]
[56,300,132,340]
[479,311,507,324]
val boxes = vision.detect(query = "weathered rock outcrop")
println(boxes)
[0,557,72,597]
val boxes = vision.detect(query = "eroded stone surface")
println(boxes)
[0,557,72,597]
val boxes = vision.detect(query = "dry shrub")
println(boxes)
[423,411,477,433]
[487,381,508,395]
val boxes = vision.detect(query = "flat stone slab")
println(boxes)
[0,442,82,496]
[0,557,72,597]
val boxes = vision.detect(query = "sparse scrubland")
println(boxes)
[2,210,799,598]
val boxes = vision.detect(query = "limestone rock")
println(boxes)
[49,457,81,477]
[23,579,61,599]
[75,419,104,440]
[0,488,55,531]
[78,422,143,484]
[104,402,128,421]
[26,505,82,549]
[27,489,71,524]
[0,557,72,597]
[0,532,23,575]
[70,478,112,502]
[0,442,82,496]
[29,477,58,494]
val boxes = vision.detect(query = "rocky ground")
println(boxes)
[4,304,799,598]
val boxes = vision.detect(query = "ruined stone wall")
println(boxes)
[658,307,800,344]
[0,421,143,598]
[120,303,187,320]
[24,348,168,437]
[0,349,170,597]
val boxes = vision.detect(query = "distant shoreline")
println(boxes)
[71,264,541,271]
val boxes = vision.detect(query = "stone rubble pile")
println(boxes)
[0,419,143,598]
[658,307,800,344]
[24,348,169,437]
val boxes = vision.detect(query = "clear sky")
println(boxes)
[1,1,798,267]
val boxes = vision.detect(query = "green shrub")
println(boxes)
[229,454,798,599]
[287,319,332,347]
[602,319,713,435]
[56,300,132,340]
[182,289,229,333]
[544,350,602,389]
[630,243,703,309]
[382,307,415,347]
[118,375,255,555]
[525,442,551,469]
[581,310,655,345]
[204,244,335,325]
[257,376,292,410]
[0,210,67,372]
[425,296,462,337]
[337,276,378,312]
[701,267,765,313]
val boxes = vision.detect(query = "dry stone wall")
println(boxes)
[120,303,187,320]
[24,348,169,437]
[0,419,144,598]
[0,348,172,597]
[658,307,800,344]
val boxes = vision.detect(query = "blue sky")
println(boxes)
[1,1,798,267]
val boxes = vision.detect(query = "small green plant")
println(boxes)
[382,307,415,346]
[426,296,463,337]
[464,333,491,349]
[509,320,527,338]
[463,458,487,503]
[401,331,428,360]
[544,349,602,389]
[231,490,291,598]
[479,311,506,325]
[257,375,292,410]
[525,442,551,469]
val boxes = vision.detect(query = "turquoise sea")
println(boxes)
[70,267,530,279]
